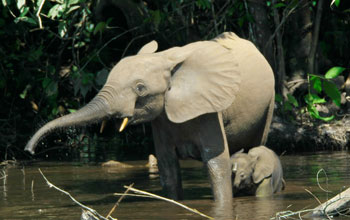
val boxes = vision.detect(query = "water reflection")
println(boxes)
[0,152,350,219]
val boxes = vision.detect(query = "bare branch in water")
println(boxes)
[106,183,134,219]
[38,168,116,220]
[119,185,214,219]
[272,169,350,219]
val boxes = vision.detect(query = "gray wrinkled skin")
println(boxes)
[25,32,275,208]
[230,146,285,197]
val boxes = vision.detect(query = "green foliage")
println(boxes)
[304,67,345,121]
[277,66,346,122]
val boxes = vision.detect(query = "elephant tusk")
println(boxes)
[232,162,237,172]
[119,118,129,132]
[100,120,107,133]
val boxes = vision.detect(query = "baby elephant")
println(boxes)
[230,146,285,197]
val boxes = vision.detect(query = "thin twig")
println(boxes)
[316,169,332,193]
[120,32,155,58]
[0,170,7,180]
[38,168,116,220]
[124,185,214,219]
[113,193,153,198]
[80,26,140,72]
[265,0,304,52]
[210,0,218,36]
[31,179,35,201]
[36,0,46,29]
[304,188,322,205]
[106,183,134,218]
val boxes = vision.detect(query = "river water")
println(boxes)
[1,151,350,220]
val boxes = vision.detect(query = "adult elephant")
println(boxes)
[25,32,275,207]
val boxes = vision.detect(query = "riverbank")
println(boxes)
[267,115,350,153]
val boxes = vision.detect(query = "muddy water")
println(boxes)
[1,152,350,220]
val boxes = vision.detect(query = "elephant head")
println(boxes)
[25,33,242,154]
[230,148,276,190]
[231,149,256,189]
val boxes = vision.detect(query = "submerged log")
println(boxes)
[305,187,350,218]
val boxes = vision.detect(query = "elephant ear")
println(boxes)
[251,154,274,184]
[164,41,241,123]
[137,40,158,54]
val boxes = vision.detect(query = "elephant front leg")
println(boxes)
[152,122,183,200]
[157,150,183,200]
[197,113,233,206]
[206,151,233,204]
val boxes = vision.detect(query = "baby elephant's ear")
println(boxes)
[252,155,274,184]
[138,40,158,54]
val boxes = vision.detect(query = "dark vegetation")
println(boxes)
[0,0,349,162]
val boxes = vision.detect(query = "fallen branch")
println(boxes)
[0,170,7,180]
[273,169,350,219]
[38,168,116,220]
[106,183,134,219]
[119,185,214,219]
[305,187,350,218]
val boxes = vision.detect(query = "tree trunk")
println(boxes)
[308,0,325,75]
[272,0,287,96]
[286,0,312,79]
[246,0,275,70]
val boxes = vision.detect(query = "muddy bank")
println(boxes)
[267,115,350,153]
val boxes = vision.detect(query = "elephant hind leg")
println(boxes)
[260,92,275,145]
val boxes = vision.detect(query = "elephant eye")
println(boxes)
[135,82,147,96]
[240,173,245,179]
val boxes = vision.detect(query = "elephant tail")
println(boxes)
[281,178,286,191]
[260,91,275,145]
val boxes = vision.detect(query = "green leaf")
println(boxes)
[151,10,161,30]
[46,81,58,97]
[2,0,8,7]
[42,77,51,88]
[74,41,85,48]
[310,94,326,104]
[58,21,67,37]
[272,2,286,8]
[307,103,335,121]
[311,76,322,93]
[238,17,244,27]
[85,22,94,33]
[66,5,80,14]
[331,0,340,7]
[318,115,335,121]
[52,107,59,116]
[48,4,65,19]
[14,16,37,25]
[82,72,93,85]
[275,93,283,102]
[20,85,31,99]
[325,66,345,79]
[68,109,77,113]
[307,105,319,119]
[16,0,25,10]
[283,102,293,111]
[287,94,298,107]
[323,81,341,106]
[196,0,211,9]
[95,69,109,86]
[93,22,106,35]
[68,0,81,5]
[19,6,29,16]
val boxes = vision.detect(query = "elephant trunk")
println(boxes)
[25,96,111,155]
